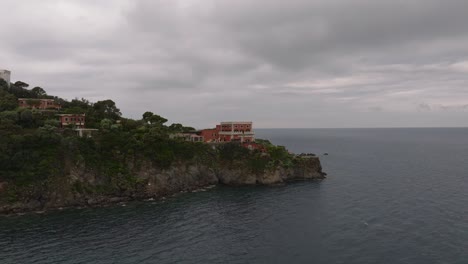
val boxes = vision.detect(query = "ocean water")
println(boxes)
[1,128,468,264]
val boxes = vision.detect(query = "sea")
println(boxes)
[1,128,468,264]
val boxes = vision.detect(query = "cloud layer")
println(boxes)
[1,0,468,128]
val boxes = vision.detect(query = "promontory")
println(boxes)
[0,77,325,214]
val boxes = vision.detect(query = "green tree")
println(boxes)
[218,142,250,161]
[31,87,47,98]
[14,81,29,89]
[120,118,142,131]
[0,111,20,132]
[142,111,154,120]
[19,109,33,127]
[9,83,35,98]
[93,100,121,121]
[182,126,196,132]
[63,98,92,110]
[0,79,9,89]
[143,112,168,126]
[168,123,183,132]
[100,118,113,130]
[44,119,60,128]
[168,123,196,133]
[0,90,17,111]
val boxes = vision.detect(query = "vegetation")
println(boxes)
[218,140,294,173]
[0,78,297,203]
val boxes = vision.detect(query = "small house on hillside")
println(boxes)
[170,132,204,142]
[18,98,61,110]
[58,114,85,128]
[57,113,98,137]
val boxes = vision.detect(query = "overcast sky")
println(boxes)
[1,0,468,128]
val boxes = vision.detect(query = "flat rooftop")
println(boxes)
[220,121,252,124]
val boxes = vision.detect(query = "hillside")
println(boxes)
[0,79,325,214]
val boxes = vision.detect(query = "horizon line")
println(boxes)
[254,126,468,129]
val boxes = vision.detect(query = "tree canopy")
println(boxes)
[31,87,47,98]
[0,79,295,206]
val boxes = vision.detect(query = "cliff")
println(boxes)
[217,156,325,185]
[0,156,325,214]
[0,79,326,215]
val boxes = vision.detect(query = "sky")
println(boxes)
[1,0,468,128]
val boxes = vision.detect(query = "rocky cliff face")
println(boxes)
[217,157,325,185]
[0,157,325,214]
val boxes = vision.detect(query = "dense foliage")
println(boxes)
[0,79,295,202]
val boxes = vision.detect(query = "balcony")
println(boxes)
[218,131,255,135]
[62,122,85,126]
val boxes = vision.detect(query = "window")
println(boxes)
[65,118,68,122]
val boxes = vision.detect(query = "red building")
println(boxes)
[200,121,255,143]
[242,142,267,152]
[58,114,86,128]
[18,98,61,110]
[200,128,219,142]
[218,121,254,142]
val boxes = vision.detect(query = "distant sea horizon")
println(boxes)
[256,126,468,129]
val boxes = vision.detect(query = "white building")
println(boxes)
[0,69,11,87]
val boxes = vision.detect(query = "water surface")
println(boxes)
[1,128,468,263]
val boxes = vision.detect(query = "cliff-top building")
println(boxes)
[201,121,255,143]
[0,69,11,87]
[218,121,254,143]
[171,121,256,144]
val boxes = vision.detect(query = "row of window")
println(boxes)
[222,125,251,128]
[19,101,59,108]
[64,117,85,122]
[19,100,56,104]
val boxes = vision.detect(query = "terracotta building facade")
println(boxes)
[200,128,219,142]
[200,121,255,143]
[18,98,61,110]
[58,114,86,128]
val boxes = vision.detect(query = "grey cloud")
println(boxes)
[1,0,468,127]
[418,103,432,111]
[208,0,468,69]
[368,106,383,112]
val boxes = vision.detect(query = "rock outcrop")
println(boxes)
[0,157,325,214]
[217,157,325,185]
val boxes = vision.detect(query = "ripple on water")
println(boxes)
[2,128,468,264]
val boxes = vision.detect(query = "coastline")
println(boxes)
[0,157,325,215]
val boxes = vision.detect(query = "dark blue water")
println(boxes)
[1,128,468,264]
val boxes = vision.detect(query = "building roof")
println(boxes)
[220,121,253,124]
[57,114,86,116]
[18,98,56,101]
